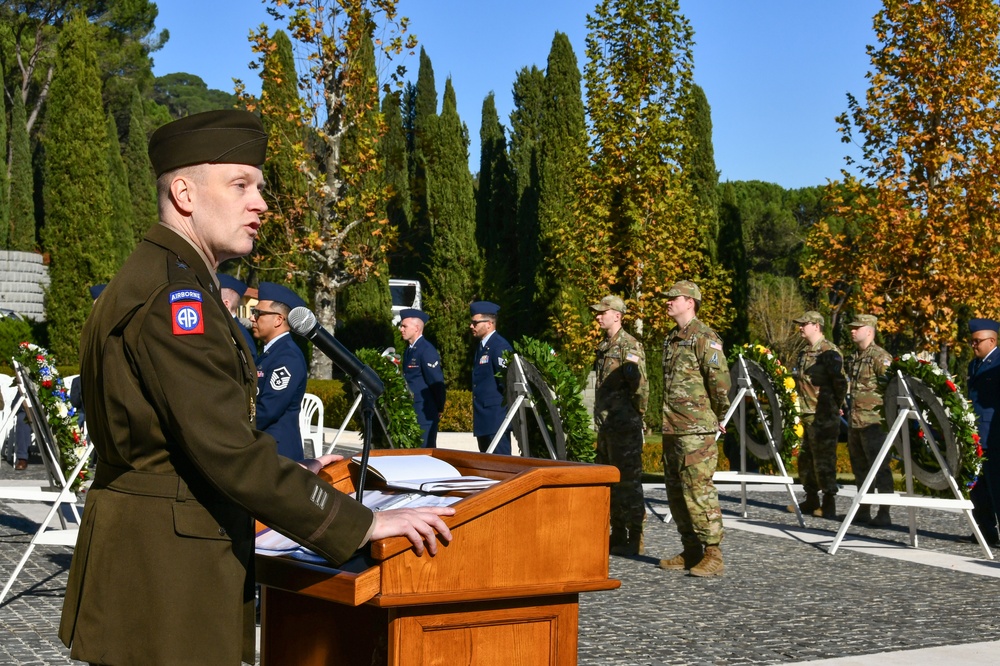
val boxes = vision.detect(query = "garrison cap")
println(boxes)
[663,280,702,302]
[590,295,626,314]
[89,284,106,300]
[969,318,1000,334]
[148,110,268,177]
[257,282,306,311]
[470,301,500,316]
[848,314,878,329]
[217,273,248,297]
[399,308,429,324]
[793,311,824,326]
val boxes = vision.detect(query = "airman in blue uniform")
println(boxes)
[252,282,308,461]
[966,318,1000,546]
[399,308,446,448]
[218,272,256,351]
[470,301,514,455]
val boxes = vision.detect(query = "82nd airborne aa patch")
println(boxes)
[170,290,204,335]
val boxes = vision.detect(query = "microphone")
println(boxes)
[287,307,385,398]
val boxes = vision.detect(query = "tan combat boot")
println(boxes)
[610,527,644,556]
[814,493,837,519]
[787,492,820,514]
[657,545,703,571]
[689,545,724,577]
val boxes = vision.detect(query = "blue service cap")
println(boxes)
[970,318,1000,333]
[399,308,429,324]
[257,282,307,311]
[470,301,500,316]
[217,273,248,297]
[89,284,106,300]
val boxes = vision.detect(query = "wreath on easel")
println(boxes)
[881,353,983,498]
[726,343,803,472]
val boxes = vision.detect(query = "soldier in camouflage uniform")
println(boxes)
[788,311,848,519]
[846,314,894,527]
[591,295,649,557]
[657,280,730,577]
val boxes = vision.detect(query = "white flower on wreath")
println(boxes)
[56,402,68,418]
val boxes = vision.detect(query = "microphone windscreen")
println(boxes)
[287,307,317,336]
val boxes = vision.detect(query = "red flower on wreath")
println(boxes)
[42,379,52,389]
[945,380,957,392]
[917,429,925,439]
[973,433,981,444]
[977,444,984,458]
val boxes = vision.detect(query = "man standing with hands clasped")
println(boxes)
[966,318,1000,546]
[788,310,847,520]
[59,110,453,666]
[845,314,894,527]
[657,280,730,577]
[399,308,446,448]
[591,295,648,557]
[470,301,514,454]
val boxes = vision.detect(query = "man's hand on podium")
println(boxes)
[372,506,455,556]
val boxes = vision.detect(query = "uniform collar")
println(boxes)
[479,330,495,347]
[145,224,219,292]
[262,330,291,355]
[408,334,424,349]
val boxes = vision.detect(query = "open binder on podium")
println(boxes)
[255,449,620,666]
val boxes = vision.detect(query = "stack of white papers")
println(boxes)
[353,454,500,493]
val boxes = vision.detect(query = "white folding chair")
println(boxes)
[299,393,325,459]
[0,374,20,464]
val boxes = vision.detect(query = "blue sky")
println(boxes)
[151,0,882,189]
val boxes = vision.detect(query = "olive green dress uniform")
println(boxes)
[59,224,373,665]
[594,327,648,541]
[846,341,894,496]
[661,317,730,549]
[794,338,848,500]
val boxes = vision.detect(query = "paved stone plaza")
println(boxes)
[3,450,999,665]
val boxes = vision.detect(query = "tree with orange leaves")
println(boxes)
[807,0,1000,364]
[237,0,414,377]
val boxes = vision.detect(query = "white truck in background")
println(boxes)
[389,279,422,325]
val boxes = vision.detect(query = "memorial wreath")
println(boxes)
[13,342,89,491]
[356,348,423,449]
[884,353,983,494]
[732,343,803,469]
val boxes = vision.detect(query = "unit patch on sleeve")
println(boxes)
[171,301,204,335]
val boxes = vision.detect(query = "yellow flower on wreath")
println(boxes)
[794,423,804,438]
[783,376,795,391]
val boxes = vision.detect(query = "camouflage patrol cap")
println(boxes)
[793,311,824,326]
[149,110,268,177]
[590,295,626,314]
[848,314,878,329]
[663,280,702,302]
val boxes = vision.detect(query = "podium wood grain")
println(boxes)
[257,449,619,665]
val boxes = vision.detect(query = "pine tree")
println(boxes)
[536,32,590,353]
[8,91,35,252]
[105,111,134,267]
[475,93,517,317]
[42,16,117,362]
[0,86,9,247]
[424,79,481,386]
[123,87,158,243]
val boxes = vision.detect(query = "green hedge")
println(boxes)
[439,389,473,432]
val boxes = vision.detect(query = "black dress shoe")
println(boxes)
[959,533,1000,547]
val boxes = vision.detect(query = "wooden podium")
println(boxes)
[256,449,620,665]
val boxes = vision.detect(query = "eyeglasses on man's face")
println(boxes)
[251,308,283,319]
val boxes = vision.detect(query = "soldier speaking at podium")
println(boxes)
[58,110,452,666]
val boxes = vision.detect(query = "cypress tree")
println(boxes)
[0,86,9,247]
[123,87,158,243]
[424,79,481,386]
[403,48,437,279]
[475,93,517,322]
[8,90,35,251]
[105,111,134,267]
[42,16,117,362]
[717,182,749,344]
[338,33,394,353]
[383,90,412,277]
[537,32,590,349]
[255,29,311,293]
[508,65,546,336]
[683,83,720,260]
